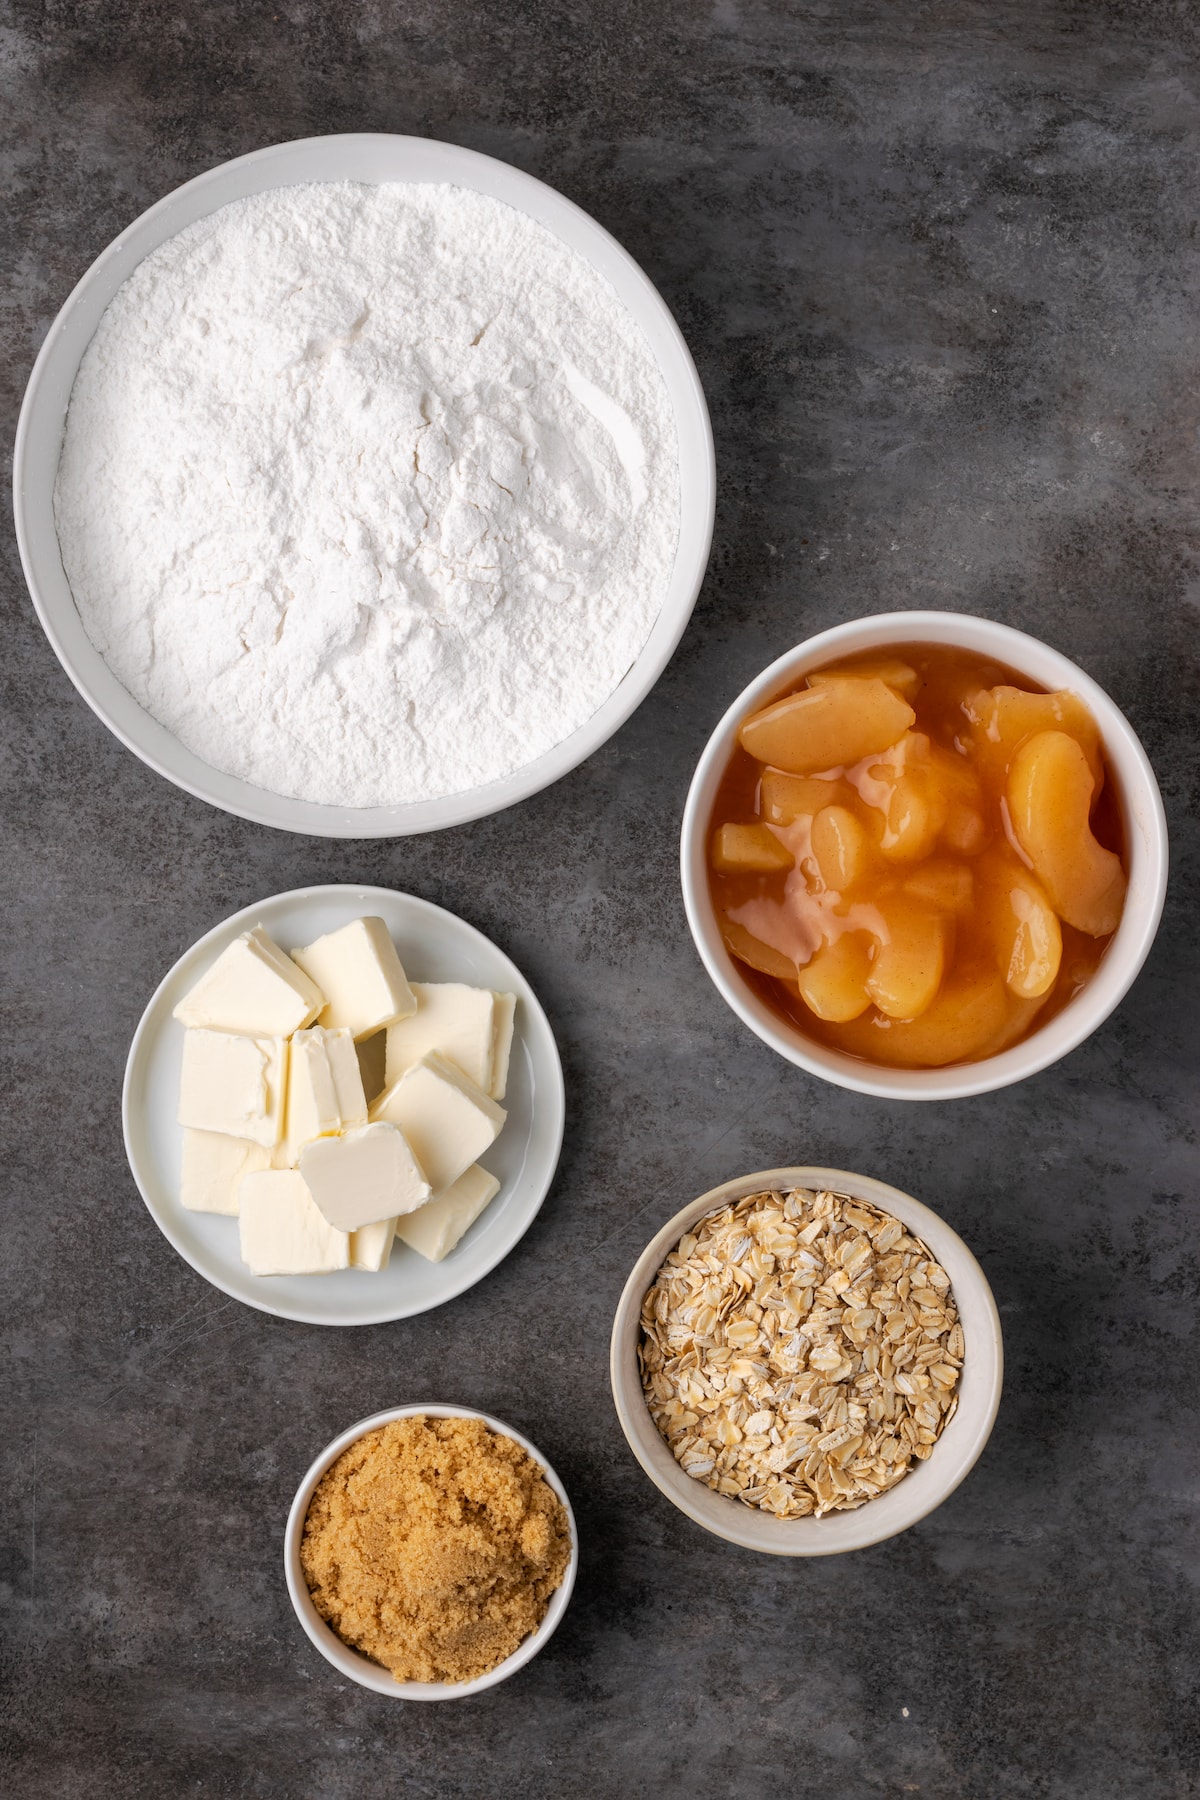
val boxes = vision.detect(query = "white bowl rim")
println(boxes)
[681,609,1169,1100]
[13,131,716,838]
[609,1165,1003,1556]
[284,1402,579,1699]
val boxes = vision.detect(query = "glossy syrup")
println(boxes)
[707,644,1126,1067]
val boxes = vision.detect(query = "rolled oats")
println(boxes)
[638,1188,963,1519]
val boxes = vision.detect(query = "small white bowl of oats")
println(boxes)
[609,1167,1002,1555]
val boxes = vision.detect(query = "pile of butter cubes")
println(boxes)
[174,916,516,1276]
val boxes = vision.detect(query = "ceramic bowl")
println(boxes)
[284,1404,578,1698]
[13,133,715,837]
[610,1166,1003,1555]
[680,609,1168,1100]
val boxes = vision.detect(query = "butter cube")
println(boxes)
[384,985,518,1100]
[282,1028,341,1165]
[370,1051,506,1195]
[299,1122,431,1231]
[238,1169,350,1275]
[490,993,516,1102]
[178,1029,287,1147]
[173,926,324,1036]
[277,1027,369,1167]
[325,1027,368,1126]
[394,1164,501,1263]
[384,983,497,1092]
[180,1128,271,1215]
[349,1216,397,1272]
[292,917,416,1040]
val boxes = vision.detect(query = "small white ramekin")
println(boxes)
[610,1166,1003,1556]
[284,1404,578,1699]
[680,610,1168,1100]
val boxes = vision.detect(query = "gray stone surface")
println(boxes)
[2,2,1198,1794]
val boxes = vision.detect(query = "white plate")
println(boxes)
[122,885,565,1325]
[14,133,715,837]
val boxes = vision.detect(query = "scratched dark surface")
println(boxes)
[2,3,1199,1795]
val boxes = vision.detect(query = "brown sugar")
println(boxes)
[300,1414,572,1685]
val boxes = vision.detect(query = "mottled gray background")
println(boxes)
[2,2,1198,1795]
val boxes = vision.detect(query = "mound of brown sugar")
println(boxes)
[300,1414,572,1684]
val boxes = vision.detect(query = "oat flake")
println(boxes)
[639,1188,963,1519]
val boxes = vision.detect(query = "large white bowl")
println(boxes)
[681,610,1169,1101]
[13,133,715,837]
[610,1167,1003,1556]
[285,1404,578,1698]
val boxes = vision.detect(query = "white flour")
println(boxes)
[54,181,680,807]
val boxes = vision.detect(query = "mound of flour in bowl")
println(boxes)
[54,181,680,808]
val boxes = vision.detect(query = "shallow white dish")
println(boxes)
[610,1166,1003,1556]
[681,610,1169,1101]
[284,1403,578,1699]
[14,133,715,837]
[123,885,564,1325]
